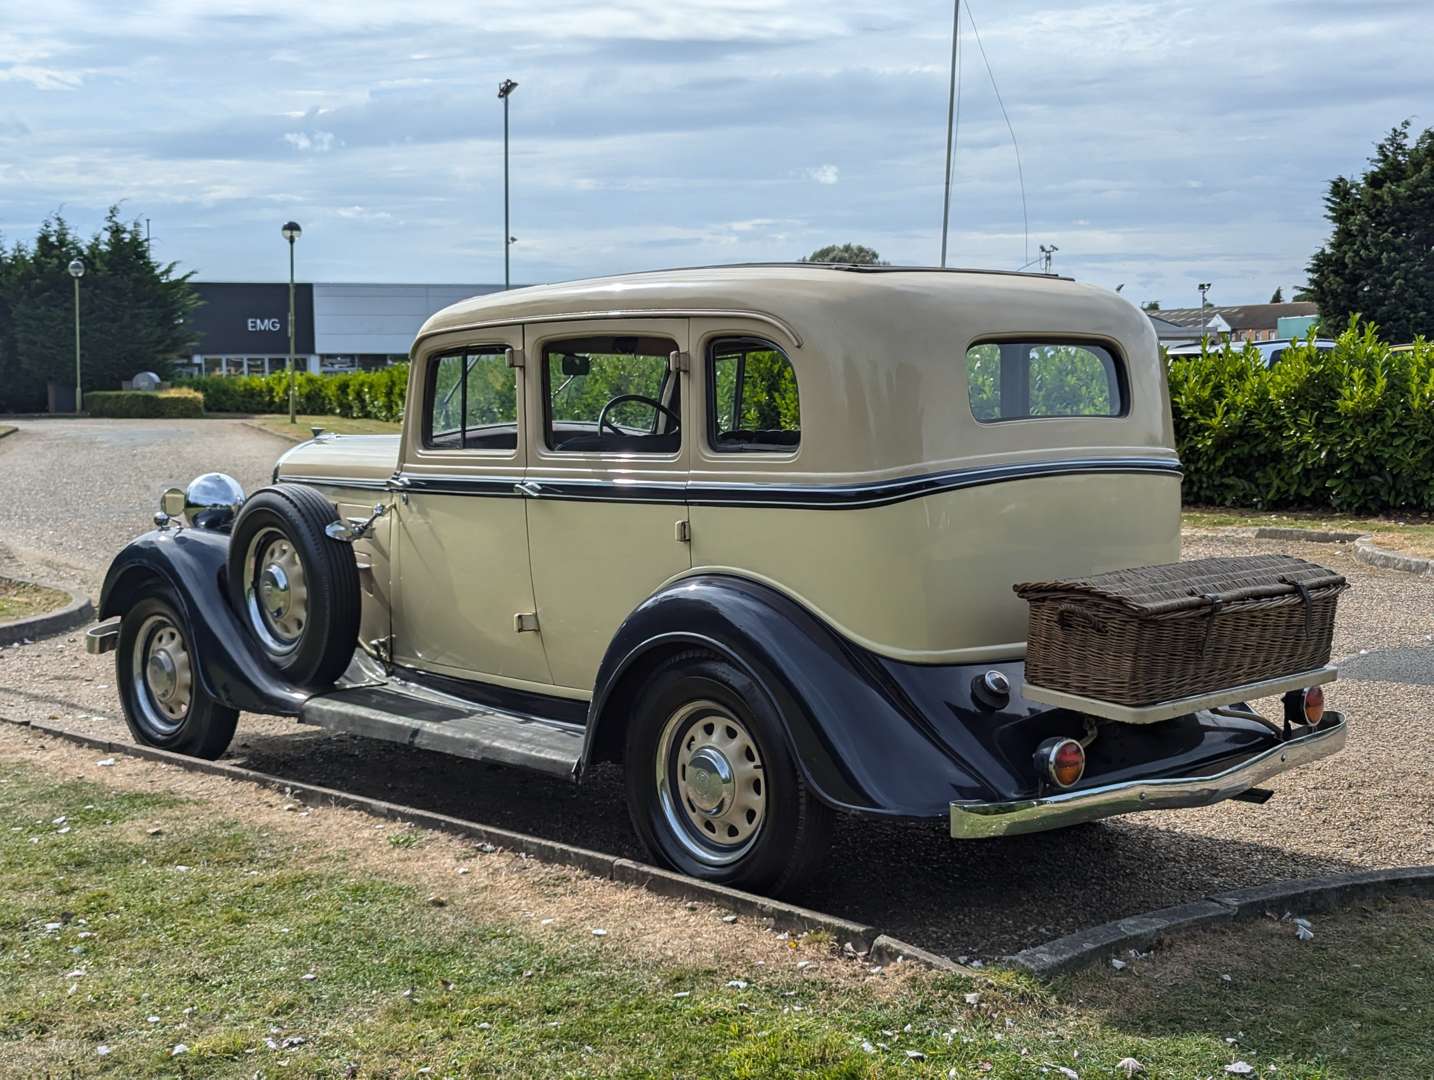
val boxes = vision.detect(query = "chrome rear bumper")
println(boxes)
[949,713,1347,839]
[85,620,120,655]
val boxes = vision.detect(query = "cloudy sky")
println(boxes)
[1,1,1428,307]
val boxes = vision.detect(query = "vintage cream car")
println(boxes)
[88,265,1346,894]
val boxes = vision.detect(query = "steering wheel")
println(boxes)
[597,394,680,436]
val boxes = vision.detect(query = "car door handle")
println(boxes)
[514,481,543,498]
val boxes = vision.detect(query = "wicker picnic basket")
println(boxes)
[1015,555,1346,707]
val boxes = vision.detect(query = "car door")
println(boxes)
[390,326,554,689]
[521,319,693,691]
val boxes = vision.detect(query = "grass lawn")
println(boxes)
[1184,506,1434,559]
[0,424,15,440]
[2,752,1430,1078]
[213,413,402,440]
[0,578,69,622]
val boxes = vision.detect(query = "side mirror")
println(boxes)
[560,354,591,377]
[160,487,187,518]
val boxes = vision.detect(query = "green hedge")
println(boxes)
[1169,320,1434,513]
[183,365,408,422]
[86,388,205,418]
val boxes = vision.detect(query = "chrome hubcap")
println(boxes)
[244,528,308,653]
[131,615,193,735]
[656,701,767,866]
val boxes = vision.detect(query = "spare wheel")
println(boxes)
[226,484,360,689]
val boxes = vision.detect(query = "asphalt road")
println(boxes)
[1,418,1430,959]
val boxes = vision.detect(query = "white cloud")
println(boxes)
[805,164,840,185]
[282,131,340,153]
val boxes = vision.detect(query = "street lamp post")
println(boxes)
[498,78,518,289]
[67,259,85,413]
[1198,281,1213,341]
[281,221,302,424]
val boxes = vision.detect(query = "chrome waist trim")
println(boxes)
[949,713,1347,839]
[85,620,121,655]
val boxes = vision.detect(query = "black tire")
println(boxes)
[116,591,238,760]
[624,651,834,896]
[226,484,360,690]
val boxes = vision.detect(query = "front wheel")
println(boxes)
[116,592,238,759]
[624,652,833,896]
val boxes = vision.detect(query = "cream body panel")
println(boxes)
[390,324,553,685]
[276,434,400,484]
[522,318,693,691]
[687,473,1182,663]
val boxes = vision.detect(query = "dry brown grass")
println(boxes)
[0,722,911,994]
[0,577,69,621]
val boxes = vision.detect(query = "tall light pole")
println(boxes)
[939,0,960,268]
[281,221,302,424]
[67,259,85,413]
[1198,281,1213,340]
[498,78,518,289]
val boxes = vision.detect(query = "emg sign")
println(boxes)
[189,283,314,355]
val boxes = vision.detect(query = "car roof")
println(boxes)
[415,263,1096,350]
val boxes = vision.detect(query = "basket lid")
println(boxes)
[1013,554,1347,616]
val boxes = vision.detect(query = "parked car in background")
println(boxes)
[1165,338,1337,367]
[87,264,1348,896]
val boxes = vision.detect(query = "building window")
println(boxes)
[425,348,518,451]
[965,340,1126,421]
[707,338,800,452]
[541,335,680,453]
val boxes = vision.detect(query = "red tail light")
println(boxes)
[1035,737,1086,789]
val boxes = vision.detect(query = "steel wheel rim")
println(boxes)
[655,700,767,867]
[243,526,309,655]
[129,613,193,737]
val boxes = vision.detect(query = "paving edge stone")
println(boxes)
[1253,526,1365,544]
[1008,867,1434,977]
[4,716,944,964]
[0,576,93,647]
[1353,535,1434,576]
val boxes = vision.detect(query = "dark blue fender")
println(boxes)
[97,528,308,716]
[583,574,1287,819]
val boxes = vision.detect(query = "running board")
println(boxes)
[300,681,583,779]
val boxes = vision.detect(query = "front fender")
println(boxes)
[583,574,998,817]
[98,528,308,716]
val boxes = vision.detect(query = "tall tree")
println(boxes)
[1269,286,1284,303]
[0,208,198,412]
[1307,121,1434,342]
[800,243,886,265]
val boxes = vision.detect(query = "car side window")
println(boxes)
[542,335,680,453]
[966,340,1125,421]
[424,348,518,451]
[708,338,800,452]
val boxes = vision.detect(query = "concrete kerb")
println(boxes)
[5,716,957,966]
[1008,868,1434,977]
[0,575,94,647]
[1252,524,1434,576]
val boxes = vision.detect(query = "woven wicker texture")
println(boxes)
[1015,555,1347,707]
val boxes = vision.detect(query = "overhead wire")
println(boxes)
[962,0,1030,268]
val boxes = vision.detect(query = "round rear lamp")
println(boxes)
[1303,684,1326,725]
[1035,737,1086,789]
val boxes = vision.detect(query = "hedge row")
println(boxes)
[1169,320,1434,514]
[183,365,408,422]
[86,388,205,418]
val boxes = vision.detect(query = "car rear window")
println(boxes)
[965,341,1125,421]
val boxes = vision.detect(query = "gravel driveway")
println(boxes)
[0,418,1430,959]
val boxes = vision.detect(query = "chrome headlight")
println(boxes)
[159,473,246,531]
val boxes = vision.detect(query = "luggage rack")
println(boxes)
[1022,664,1337,725]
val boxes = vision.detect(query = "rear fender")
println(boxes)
[98,528,308,715]
[582,574,993,816]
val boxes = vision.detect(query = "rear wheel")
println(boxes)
[624,652,833,895]
[116,592,237,760]
[227,485,360,689]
